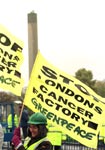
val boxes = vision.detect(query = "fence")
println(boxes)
[2,139,105,150]
[62,139,105,150]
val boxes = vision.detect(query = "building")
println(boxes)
[28,11,38,78]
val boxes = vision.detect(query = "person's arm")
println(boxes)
[11,127,25,150]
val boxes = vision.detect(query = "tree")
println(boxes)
[94,80,105,98]
[75,68,96,91]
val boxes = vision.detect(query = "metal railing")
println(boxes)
[62,140,105,150]
[2,139,105,150]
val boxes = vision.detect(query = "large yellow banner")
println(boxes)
[24,51,105,149]
[0,25,24,96]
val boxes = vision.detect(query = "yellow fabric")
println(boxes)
[99,125,105,141]
[7,114,12,128]
[7,114,19,128]
[23,51,105,149]
[47,131,62,146]
[62,133,67,141]
[47,123,66,145]
[24,136,49,150]
[0,25,24,96]
[14,114,19,127]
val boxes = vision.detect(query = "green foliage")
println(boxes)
[94,80,105,98]
[75,68,105,97]
[75,68,96,91]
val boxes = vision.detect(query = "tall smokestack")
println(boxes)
[28,11,38,78]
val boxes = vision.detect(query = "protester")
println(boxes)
[99,124,105,147]
[0,123,4,150]
[47,123,66,150]
[11,112,53,150]
[19,105,29,139]
[7,112,18,132]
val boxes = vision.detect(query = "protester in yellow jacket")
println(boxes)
[7,113,18,132]
[99,124,105,143]
[11,112,53,150]
[47,123,67,150]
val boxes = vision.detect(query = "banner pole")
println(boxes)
[18,104,24,126]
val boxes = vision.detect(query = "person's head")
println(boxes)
[28,112,48,138]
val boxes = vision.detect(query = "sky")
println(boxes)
[0,0,105,86]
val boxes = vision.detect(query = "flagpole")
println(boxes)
[18,104,24,126]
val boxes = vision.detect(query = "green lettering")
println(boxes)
[74,126,96,140]
[86,132,96,140]
[0,75,20,87]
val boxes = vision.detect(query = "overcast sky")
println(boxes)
[0,0,105,86]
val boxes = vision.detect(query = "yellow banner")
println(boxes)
[0,25,24,96]
[24,51,105,149]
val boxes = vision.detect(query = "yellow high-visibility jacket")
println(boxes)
[24,137,49,150]
[99,124,105,141]
[7,114,18,128]
[47,123,67,146]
